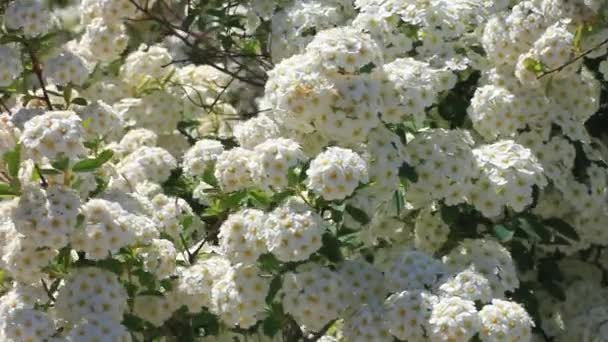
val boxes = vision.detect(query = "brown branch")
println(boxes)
[23,40,53,110]
[538,37,608,79]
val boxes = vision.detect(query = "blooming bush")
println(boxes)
[0,0,608,341]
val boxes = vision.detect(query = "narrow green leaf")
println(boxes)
[543,218,579,241]
[71,97,88,106]
[0,182,19,196]
[72,150,114,172]
[345,205,370,225]
[3,143,21,178]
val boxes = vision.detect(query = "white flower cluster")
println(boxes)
[0,0,607,340]
[306,147,368,200]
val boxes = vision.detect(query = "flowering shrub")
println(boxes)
[0,0,608,341]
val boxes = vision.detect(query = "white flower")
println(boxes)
[182,139,224,177]
[428,296,481,342]
[263,198,323,262]
[55,267,128,323]
[20,111,86,162]
[479,299,534,342]
[0,45,23,87]
[218,209,267,264]
[306,147,368,200]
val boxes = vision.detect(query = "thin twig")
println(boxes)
[22,40,53,110]
[41,279,56,302]
[34,164,48,188]
[0,98,11,115]
[538,38,608,79]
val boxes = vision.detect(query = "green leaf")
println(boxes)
[71,97,88,106]
[258,253,281,274]
[3,143,21,178]
[191,309,219,336]
[318,232,343,263]
[0,182,19,196]
[345,205,370,225]
[122,314,146,332]
[266,275,283,304]
[63,85,72,105]
[543,218,579,241]
[519,214,552,242]
[511,240,533,272]
[72,150,114,172]
[440,205,459,225]
[262,303,284,337]
[493,224,514,242]
[399,162,418,183]
[51,155,70,171]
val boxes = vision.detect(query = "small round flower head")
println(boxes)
[71,199,136,260]
[380,57,456,125]
[414,207,450,254]
[338,260,388,307]
[404,129,477,208]
[5,0,53,37]
[0,45,23,87]
[471,140,547,217]
[531,22,574,71]
[263,54,333,133]
[45,50,91,86]
[13,184,80,249]
[138,239,177,279]
[306,147,369,201]
[133,294,178,327]
[306,27,383,74]
[120,44,173,88]
[437,267,493,303]
[384,290,437,342]
[384,249,446,292]
[428,296,481,342]
[0,225,57,283]
[80,18,129,62]
[211,263,270,328]
[214,147,257,192]
[343,304,392,342]
[263,197,323,262]
[282,264,347,332]
[270,0,354,62]
[115,128,158,156]
[548,67,601,123]
[148,193,194,240]
[174,255,230,313]
[218,209,267,264]
[78,100,122,140]
[118,92,183,134]
[20,111,86,162]
[55,267,128,324]
[478,299,534,342]
[115,146,177,186]
[2,308,55,342]
[65,314,131,342]
[253,138,306,191]
[233,115,281,149]
[468,85,523,140]
[182,139,224,177]
[443,239,519,298]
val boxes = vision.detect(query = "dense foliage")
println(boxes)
[0,0,608,341]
